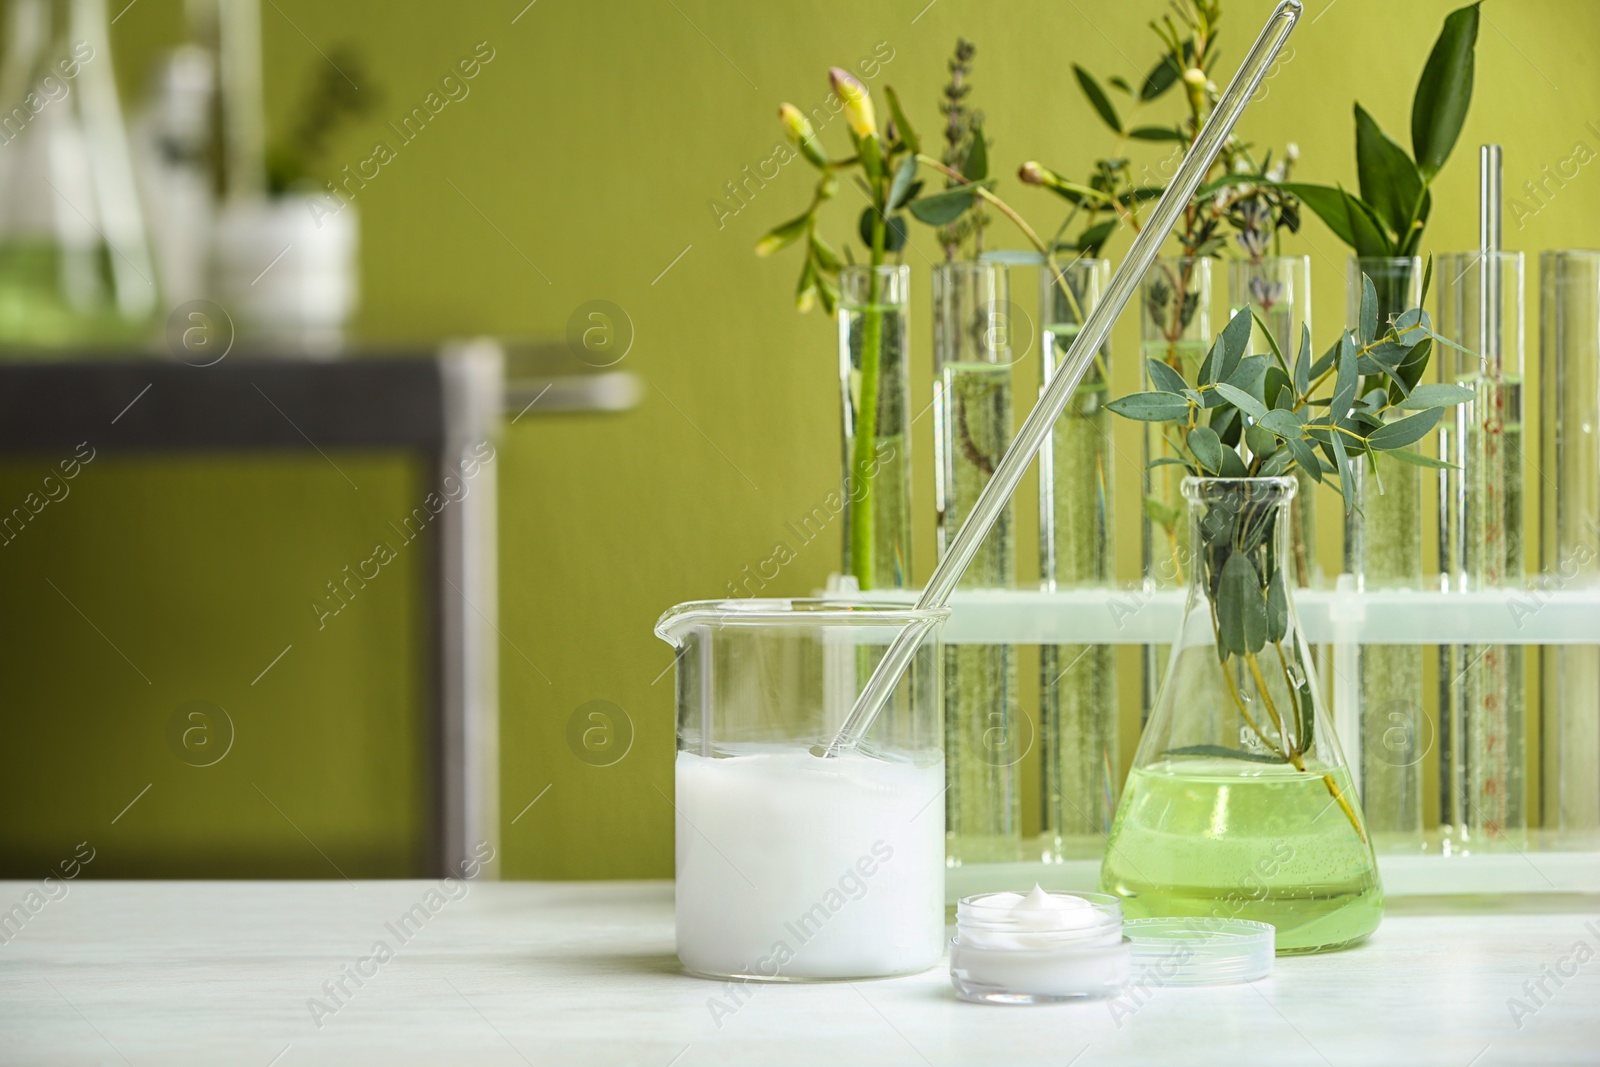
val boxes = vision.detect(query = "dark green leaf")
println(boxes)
[1412,2,1481,182]
[1421,254,1436,305]
[1214,382,1269,421]
[1388,335,1433,402]
[1129,125,1186,142]
[1398,382,1475,410]
[1163,744,1284,765]
[1211,405,1241,446]
[1140,53,1182,101]
[1147,358,1190,395]
[882,215,908,252]
[1074,64,1123,134]
[887,156,919,211]
[1109,75,1133,94]
[1275,182,1359,248]
[1188,425,1224,474]
[1355,104,1424,241]
[1366,407,1445,450]
[1260,448,1294,477]
[1073,218,1119,255]
[962,120,988,181]
[1219,448,1249,478]
[1328,418,1355,516]
[884,85,920,154]
[1344,189,1395,258]
[907,186,977,225]
[1107,391,1191,421]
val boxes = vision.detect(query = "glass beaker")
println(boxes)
[656,598,947,981]
[932,260,1021,865]
[0,0,159,349]
[1101,477,1383,955]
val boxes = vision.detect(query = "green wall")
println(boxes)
[4,0,1598,880]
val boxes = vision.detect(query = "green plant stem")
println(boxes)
[849,207,888,589]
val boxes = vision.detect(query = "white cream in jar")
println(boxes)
[950,886,1130,1003]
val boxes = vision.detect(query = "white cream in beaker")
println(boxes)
[674,745,944,980]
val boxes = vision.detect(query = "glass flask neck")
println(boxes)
[932,261,1011,369]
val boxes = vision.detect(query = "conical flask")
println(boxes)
[1101,476,1383,954]
[0,0,158,349]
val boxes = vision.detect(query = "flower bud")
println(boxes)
[1019,160,1047,186]
[1285,141,1300,164]
[829,67,876,141]
[1182,67,1206,87]
[780,103,829,169]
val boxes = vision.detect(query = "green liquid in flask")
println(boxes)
[1101,758,1384,954]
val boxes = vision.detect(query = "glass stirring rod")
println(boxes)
[824,0,1307,758]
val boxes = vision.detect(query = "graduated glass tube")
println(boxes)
[1437,251,1527,849]
[1539,251,1600,845]
[1038,258,1117,853]
[1229,256,1318,587]
[932,260,1020,864]
[1140,256,1213,718]
[1343,256,1425,848]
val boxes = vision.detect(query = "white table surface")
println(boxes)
[2,880,1597,1066]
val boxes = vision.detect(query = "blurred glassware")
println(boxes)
[0,0,159,352]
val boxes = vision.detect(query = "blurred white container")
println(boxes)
[213,194,358,356]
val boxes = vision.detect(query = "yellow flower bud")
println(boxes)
[779,103,829,169]
[829,67,876,141]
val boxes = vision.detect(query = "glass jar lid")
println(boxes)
[1122,917,1275,984]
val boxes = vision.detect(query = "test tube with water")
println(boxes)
[1038,258,1117,853]
[1437,244,1528,848]
[1539,251,1600,844]
[933,260,1021,864]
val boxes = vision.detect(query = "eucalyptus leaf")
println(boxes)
[1358,274,1379,346]
[1294,324,1312,395]
[1187,425,1224,474]
[1209,307,1254,384]
[1218,550,1267,657]
[887,156,919,211]
[1219,448,1249,478]
[1399,382,1476,410]
[1226,354,1271,403]
[1332,331,1359,421]
[1147,358,1190,395]
[907,186,978,226]
[1384,447,1455,469]
[1266,573,1288,643]
[1213,382,1269,421]
[1366,407,1445,450]
[1264,366,1294,410]
[1106,391,1191,421]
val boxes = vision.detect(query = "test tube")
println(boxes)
[932,260,1022,864]
[1539,251,1600,845]
[1437,249,1527,849]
